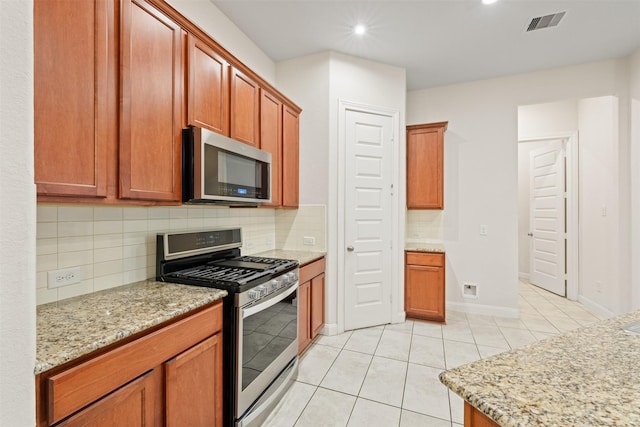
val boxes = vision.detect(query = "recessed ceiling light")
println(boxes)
[482,0,499,4]
[354,24,367,36]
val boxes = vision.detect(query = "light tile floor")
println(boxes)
[263,282,605,427]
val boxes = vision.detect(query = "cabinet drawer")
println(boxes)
[406,252,444,267]
[47,302,222,425]
[300,257,326,284]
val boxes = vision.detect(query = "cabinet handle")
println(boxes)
[347,246,354,252]
[527,232,533,237]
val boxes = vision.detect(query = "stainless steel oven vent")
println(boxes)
[526,11,566,32]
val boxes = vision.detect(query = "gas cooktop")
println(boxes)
[156,229,298,294]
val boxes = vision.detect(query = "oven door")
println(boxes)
[236,282,298,419]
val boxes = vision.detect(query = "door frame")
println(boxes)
[518,132,579,300]
[334,100,403,334]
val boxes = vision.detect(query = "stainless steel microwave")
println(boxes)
[182,127,271,205]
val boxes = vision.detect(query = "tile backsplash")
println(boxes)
[406,210,444,242]
[36,204,325,305]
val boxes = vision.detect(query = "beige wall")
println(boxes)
[408,57,632,317]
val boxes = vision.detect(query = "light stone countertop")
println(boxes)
[439,309,640,426]
[253,249,325,266]
[36,280,226,375]
[405,241,445,253]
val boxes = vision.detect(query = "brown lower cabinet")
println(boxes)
[36,301,223,427]
[298,257,326,354]
[464,402,500,427]
[405,251,446,322]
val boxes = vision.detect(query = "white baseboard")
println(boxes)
[577,295,615,319]
[518,272,530,281]
[446,301,519,318]
[392,311,406,324]
[320,323,340,336]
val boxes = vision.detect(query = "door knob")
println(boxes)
[347,246,354,252]
[527,232,533,237]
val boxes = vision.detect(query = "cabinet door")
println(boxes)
[310,273,325,338]
[120,0,183,202]
[56,369,162,427]
[282,106,300,207]
[34,0,110,198]
[406,123,445,209]
[405,264,445,322]
[230,68,260,146]
[298,281,311,354]
[165,334,223,427]
[187,35,229,135]
[260,89,283,206]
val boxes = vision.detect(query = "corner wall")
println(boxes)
[277,52,407,333]
[0,0,36,425]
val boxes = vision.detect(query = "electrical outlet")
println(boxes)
[266,237,273,246]
[463,282,478,298]
[245,240,255,249]
[479,224,488,236]
[47,267,82,289]
[596,281,603,293]
[303,236,315,246]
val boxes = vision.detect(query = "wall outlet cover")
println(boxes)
[48,267,82,289]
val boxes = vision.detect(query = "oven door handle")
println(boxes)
[242,282,298,318]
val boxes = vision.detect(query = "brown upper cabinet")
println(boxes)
[406,122,447,209]
[260,90,283,207]
[230,68,260,147]
[119,0,184,202]
[282,106,300,208]
[187,34,230,136]
[34,0,110,198]
[34,0,301,206]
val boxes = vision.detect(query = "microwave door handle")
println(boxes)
[242,282,298,318]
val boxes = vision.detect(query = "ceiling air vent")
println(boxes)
[526,11,566,32]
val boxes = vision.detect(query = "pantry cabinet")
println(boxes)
[34,0,110,198]
[406,122,447,209]
[119,0,184,202]
[405,251,445,322]
[36,302,223,427]
[187,34,230,136]
[230,68,260,147]
[298,257,326,354]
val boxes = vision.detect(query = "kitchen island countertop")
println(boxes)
[36,280,226,374]
[439,309,640,426]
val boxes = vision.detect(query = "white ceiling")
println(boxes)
[211,0,640,90]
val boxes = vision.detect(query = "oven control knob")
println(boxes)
[290,271,298,282]
[248,290,260,300]
[269,280,278,291]
[256,285,267,296]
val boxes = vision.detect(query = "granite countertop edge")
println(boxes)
[36,280,227,375]
[438,309,640,426]
[405,241,445,253]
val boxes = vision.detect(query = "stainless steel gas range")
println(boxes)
[156,228,299,427]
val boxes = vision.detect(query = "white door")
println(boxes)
[344,109,394,330]
[529,141,566,296]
